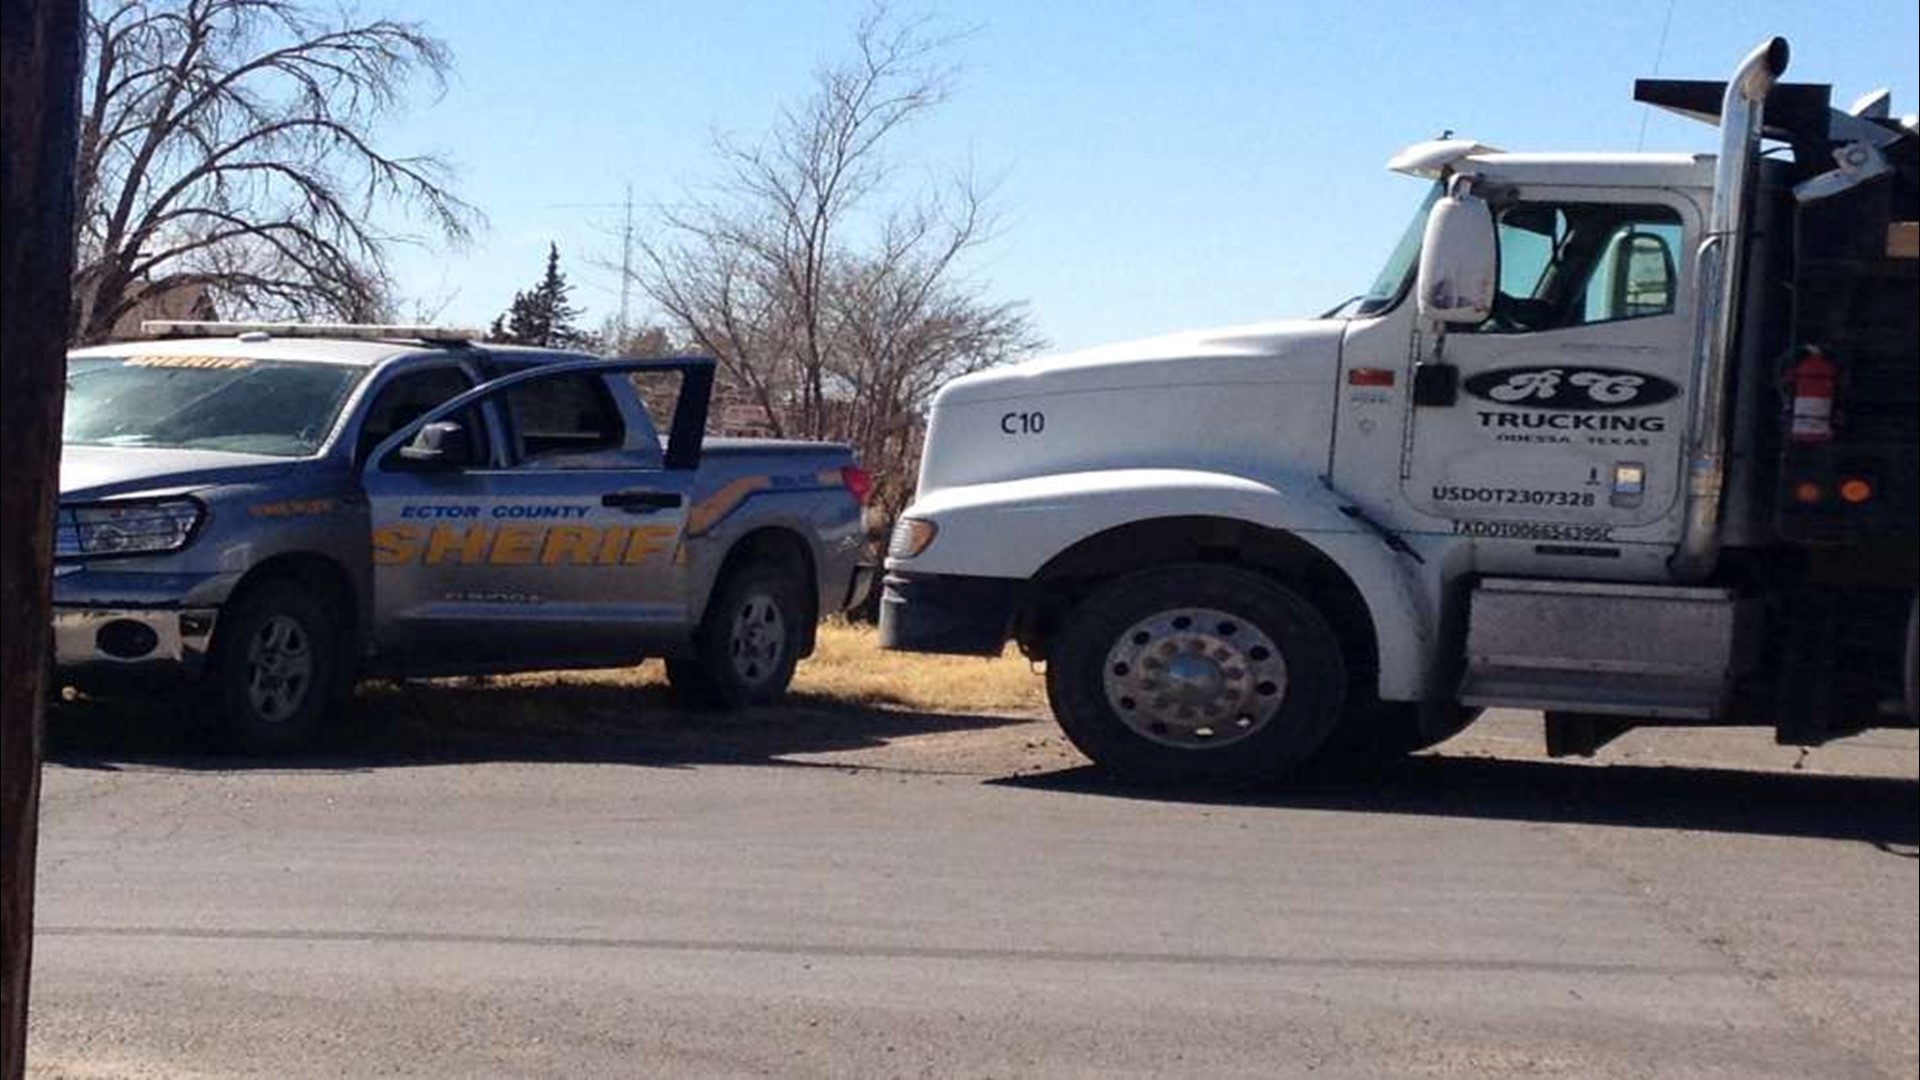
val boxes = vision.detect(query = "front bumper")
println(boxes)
[877,571,1023,656]
[53,606,219,677]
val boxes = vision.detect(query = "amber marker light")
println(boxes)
[1793,481,1824,504]
[1838,478,1874,504]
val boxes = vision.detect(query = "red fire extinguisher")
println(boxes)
[1787,346,1837,444]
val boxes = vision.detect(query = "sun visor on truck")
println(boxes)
[1634,79,1835,164]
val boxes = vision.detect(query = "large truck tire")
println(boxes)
[1045,565,1346,785]
[669,563,807,710]
[210,579,343,754]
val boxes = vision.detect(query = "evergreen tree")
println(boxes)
[489,243,589,348]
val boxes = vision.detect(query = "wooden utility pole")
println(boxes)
[1,1,84,1076]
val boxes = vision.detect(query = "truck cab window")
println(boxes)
[1352,181,1444,317]
[626,370,685,440]
[1471,202,1683,334]
[504,372,625,464]
[357,366,477,462]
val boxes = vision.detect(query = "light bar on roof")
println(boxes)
[139,320,483,343]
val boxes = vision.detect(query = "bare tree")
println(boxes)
[594,318,678,358]
[631,6,1041,518]
[71,0,478,344]
[845,246,1040,516]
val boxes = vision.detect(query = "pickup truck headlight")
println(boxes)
[888,517,938,559]
[56,499,205,558]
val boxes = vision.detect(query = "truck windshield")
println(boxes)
[1344,181,1444,318]
[64,355,367,457]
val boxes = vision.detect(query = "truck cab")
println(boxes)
[880,40,1919,783]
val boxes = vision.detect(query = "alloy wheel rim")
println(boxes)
[1101,607,1288,749]
[245,614,314,723]
[728,592,787,687]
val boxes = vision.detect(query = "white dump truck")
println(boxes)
[879,39,1919,782]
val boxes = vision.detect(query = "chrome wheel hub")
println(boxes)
[728,592,787,687]
[245,614,314,723]
[1102,607,1288,748]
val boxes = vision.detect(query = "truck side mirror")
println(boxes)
[1416,181,1499,325]
[394,420,474,470]
[1620,233,1676,315]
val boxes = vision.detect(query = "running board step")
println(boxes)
[1459,578,1752,719]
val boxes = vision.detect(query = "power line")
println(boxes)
[1635,0,1679,151]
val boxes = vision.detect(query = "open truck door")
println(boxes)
[361,358,714,669]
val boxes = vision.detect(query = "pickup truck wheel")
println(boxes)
[1047,565,1345,785]
[669,565,806,709]
[211,580,340,753]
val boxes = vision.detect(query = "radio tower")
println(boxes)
[616,184,634,342]
[548,184,637,345]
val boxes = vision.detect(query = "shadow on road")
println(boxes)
[992,756,1919,848]
[46,676,1029,773]
[48,680,1917,849]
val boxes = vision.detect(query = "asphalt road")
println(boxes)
[24,705,1920,1079]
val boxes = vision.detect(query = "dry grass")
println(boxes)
[365,622,1058,769]
[483,619,1046,716]
[790,620,1046,713]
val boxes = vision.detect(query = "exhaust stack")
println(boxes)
[1671,37,1790,581]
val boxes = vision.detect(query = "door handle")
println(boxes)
[602,490,684,513]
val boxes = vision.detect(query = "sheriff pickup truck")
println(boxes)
[55,322,872,751]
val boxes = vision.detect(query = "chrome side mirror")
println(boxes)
[395,420,473,470]
[1416,177,1498,325]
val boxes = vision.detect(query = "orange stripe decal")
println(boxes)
[686,475,772,536]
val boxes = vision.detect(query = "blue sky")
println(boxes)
[382,1,1920,353]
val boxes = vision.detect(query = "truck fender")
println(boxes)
[902,468,1441,701]
[687,493,860,628]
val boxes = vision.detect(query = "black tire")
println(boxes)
[669,564,807,710]
[210,579,343,753]
[1046,565,1346,785]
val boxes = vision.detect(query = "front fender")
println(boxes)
[894,468,1444,701]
